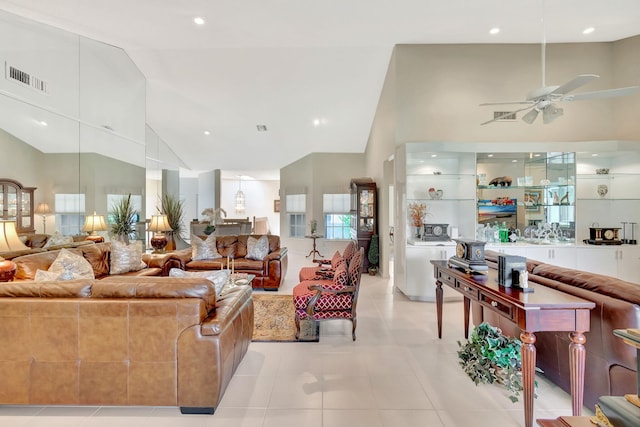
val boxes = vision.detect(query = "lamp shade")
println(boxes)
[148,214,172,233]
[35,203,51,215]
[82,211,108,233]
[0,220,28,252]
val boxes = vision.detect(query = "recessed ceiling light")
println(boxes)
[39,121,47,126]
[489,27,500,35]
[592,153,599,157]
[431,154,437,158]
[487,154,494,157]
[256,125,268,132]
[512,159,518,163]
[583,27,595,35]
[534,153,541,157]
[193,17,205,26]
[203,130,210,135]
[313,118,328,127]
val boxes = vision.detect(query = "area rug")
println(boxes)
[252,293,318,342]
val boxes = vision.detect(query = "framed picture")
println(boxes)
[524,190,542,212]
[274,199,280,212]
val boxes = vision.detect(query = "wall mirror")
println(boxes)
[0,9,148,238]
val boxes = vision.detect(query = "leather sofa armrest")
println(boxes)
[200,285,252,336]
[264,247,287,261]
[142,253,172,269]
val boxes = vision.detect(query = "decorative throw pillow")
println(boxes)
[43,232,74,248]
[246,235,269,261]
[35,248,95,281]
[191,234,222,260]
[169,268,230,296]
[330,250,342,269]
[109,240,146,275]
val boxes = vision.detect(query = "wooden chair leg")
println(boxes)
[352,318,357,341]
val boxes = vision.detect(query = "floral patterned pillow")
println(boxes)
[246,235,269,260]
[43,232,74,248]
[191,234,222,260]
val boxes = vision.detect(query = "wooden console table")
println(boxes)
[431,260,595,427]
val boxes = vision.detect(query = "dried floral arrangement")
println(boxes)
[408,202,428,227]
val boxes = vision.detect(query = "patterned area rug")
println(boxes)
[252,293,319,342]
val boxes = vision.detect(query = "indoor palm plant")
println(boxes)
[457,322,538,403]
[109,193,138,244]
[159,193,186,250]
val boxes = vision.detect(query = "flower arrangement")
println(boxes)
[408,202,428,227]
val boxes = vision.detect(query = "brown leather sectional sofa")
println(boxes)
[10,242,169,280]
[168,234,288,290]
[475,250,640,409]
[0,277,254,413]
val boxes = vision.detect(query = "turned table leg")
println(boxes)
[520,331,537,427]
[569,331,587,416]
[436,280,443,339]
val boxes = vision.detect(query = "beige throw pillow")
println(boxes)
[246,235,269,261]
[43,232,74,248]
[169,268,229,296]
[35,248,95,281]
[191,234,222,260]
[110,240,146,275]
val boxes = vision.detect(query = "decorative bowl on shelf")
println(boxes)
[595,168,609,174]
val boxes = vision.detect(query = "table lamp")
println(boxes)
[34,202,52,234]
[148,214,172,253]
[0,220,29,281]
[82,211,108,243]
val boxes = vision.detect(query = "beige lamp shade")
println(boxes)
[82,212,108,233]
[148,214,172,233]
[34,203,52,215]
[0,220,29,252]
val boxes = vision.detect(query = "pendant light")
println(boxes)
[235,176,246,213]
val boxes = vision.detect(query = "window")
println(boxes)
[323,193,352,240]
[286,194,306,238]
[54,194,85,235]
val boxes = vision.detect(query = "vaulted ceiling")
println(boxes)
[1,0,640,179]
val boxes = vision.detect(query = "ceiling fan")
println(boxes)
[481,1,640,125]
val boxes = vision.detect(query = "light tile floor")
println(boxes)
[0,249,593,426]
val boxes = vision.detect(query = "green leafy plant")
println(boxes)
[159,193,185,239]
[368,234,379,271]
[457,322,538,403]
[109,194,138,243]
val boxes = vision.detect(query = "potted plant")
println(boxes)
[159,193,187,250]
[367,234,379,275]
[109,194,138,244]
[457,322,538,403]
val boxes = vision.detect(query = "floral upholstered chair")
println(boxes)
[297,240,356,282]
[293,247,364,341]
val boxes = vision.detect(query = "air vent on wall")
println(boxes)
[5,62,49,94]
[493,111,516,121]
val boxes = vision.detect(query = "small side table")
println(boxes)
[305,234,324,261]
[536,416,593,427]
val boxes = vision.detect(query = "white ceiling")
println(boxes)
[1,0,640,180]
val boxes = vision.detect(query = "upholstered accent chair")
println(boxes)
[293,247,364,341]
[298,240,356,282]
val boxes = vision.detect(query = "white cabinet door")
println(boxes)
[575,247,618,277]
[617,246,640,283]
[525,246,576,269]
[404,245,459,302]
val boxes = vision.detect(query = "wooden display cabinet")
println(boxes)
[0,179,36,234]
[350,178,377,271]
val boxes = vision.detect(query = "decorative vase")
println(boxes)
[597,184,608,198]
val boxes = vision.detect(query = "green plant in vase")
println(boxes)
[159,193,186,250]
[367,234,379,275]
[457,322,539,403]
[109,193,138,244]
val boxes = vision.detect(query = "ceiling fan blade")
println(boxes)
[481,105,535,125]
[549,74,599,95]
[521,108,539,124]
[562,86,640,101]
[480,101,535,106]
